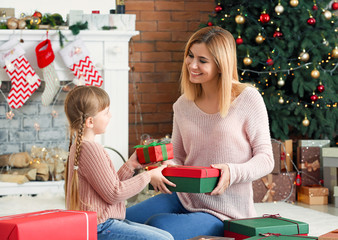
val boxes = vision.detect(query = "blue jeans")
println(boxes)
[97,218,174,240]
[126,193,224,240]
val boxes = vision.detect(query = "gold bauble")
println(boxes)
[299,50,310,62]
[17,19,26,29]
[311,69,320,79]
[235,15,245,24]
[243,56,252,66]
[7,17,18,29]
[277,77,285,87]
[30,17,41,25]
[290,0,299,7]
[332,47,338,59]
[255,33,264,44]
[323,10,332,20]
[278,97,284,104]
[302,116,310,127]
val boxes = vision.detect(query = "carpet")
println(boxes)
[0,193,337,237]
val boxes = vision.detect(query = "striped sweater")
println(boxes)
[172,86,274,220]
[66,141,150,224]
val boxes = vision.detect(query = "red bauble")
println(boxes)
[273,30,283,38]
[312,4,318,10]
[236,37,243,45]
[260,13,270,24]
[207,22,213,26]
[311,94,318,101]
[307,17,316,25]
[266,58,274,66]
[33,11,42,18]
[295,173,302,186]
[317,84,325,93]
[332,2,338,10]
[215,5,223,13]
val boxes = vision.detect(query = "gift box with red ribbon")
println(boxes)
[223,214,309,240]
[148,165,220,193]
[0,209,97,240]
[134,142,173,164]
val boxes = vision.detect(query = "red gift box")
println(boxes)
[148,165,220,178]
[135,142,173,164]
[0,209,97,240]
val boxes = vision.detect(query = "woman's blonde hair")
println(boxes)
[64,85,110,210]
[181,26,247,117]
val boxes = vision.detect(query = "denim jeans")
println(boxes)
[97,218,174,240]
[126,193,224,240]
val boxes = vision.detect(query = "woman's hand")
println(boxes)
[148,165,176,194]
[125,151,142,170]
[209,163,230,196]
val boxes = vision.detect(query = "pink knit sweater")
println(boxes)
[172,86,274,221]
[66,141,151,224]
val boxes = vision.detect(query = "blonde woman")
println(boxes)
[64,85,174,240]
[126,26,274,239]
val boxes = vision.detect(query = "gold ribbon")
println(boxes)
[261,174,276,202]
[301,159,320,172]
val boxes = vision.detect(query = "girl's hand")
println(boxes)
[148,165,176,194]
[209,164,230,196]
[125,151,142,170]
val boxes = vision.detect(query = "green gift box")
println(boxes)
[223,215,309,240]
[148,165,220,193]
[245,233,317,239]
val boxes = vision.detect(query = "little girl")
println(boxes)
[64,85,174,240]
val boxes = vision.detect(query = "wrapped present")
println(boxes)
[252,172,296,203]
[246,233,317,239]
[134,142,173,164]
[299,140,330,180]
[297,185,328,205]
[0,209,97,240]
[297,147,321,186]
[323,167,338,203]
[148,165,220,193]
[223,215,309,240]
[319,229,338,240]
[271,140,294,173]
[322,148,338,158]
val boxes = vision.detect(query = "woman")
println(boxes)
[126,26,274,239]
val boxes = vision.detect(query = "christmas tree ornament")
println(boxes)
[331,46,338,58]
[302,115,310,127]
[243,56,252,66]
[307,16,316,25]
[32,11,42,18]
[235,14,245,24]
[317,83,325,93]
[311,69,320,78]
[35,39,60,106]
[266,58,274,66]
[275,2,284,15]
[332,1,338,10]
[322,38,329,46]
[59,38,103,87]
[312,4,318,10]
[236,35,243,45]
[259,11,270,24]
[30,17,41,25]
[215,5,223,13]
[0,38,41,109]
[7,17,18,29]
[6,111,15,120]
[17,19,26,29]
[207,22,213,26]
[299,49,310,62]
[295,173,302,185]
[277,77,285,87]
[273,27,283,38]
[278,96,284,104]
[323,10,332,20]
[290,0,299,7]
[255,33,264,44]
[310,92,318,102]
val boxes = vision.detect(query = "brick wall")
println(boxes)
[0,82,69,154]
[126,0,214,154]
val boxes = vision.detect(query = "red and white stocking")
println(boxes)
[36,39,60,106]
[59,39,103,87]
[0,39,41,109]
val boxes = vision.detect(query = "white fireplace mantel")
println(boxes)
[0,29,138,170]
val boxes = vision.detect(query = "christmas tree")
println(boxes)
[202,0,338,144]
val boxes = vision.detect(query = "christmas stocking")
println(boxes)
[35,39,60,106]
[0,39,41,109]
[59,39,103,87]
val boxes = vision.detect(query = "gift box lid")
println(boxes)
[298,140,330,148]
[246,233,317,239]
[299,185,329,196]
[148,165,220,178]
[224,215,309,236]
